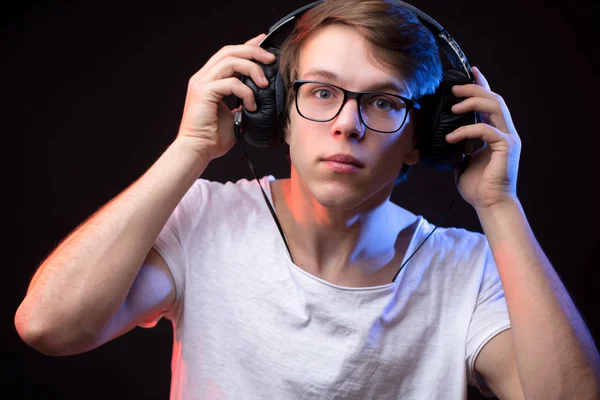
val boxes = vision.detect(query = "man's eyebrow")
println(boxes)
[302,69,339,82]
[300,68,409,95]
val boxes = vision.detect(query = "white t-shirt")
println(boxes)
[140,176,510,399]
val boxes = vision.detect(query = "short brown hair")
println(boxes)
[279,0,443,114]
[278,0,444,183]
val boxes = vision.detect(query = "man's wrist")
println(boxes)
[475,196,529,250]
[170,136,215,165]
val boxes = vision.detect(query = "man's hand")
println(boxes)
[176,33,276,160]
[445,66,522,212]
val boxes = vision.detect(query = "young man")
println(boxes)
[15,1,600,399]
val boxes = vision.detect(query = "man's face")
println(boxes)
[285,23,419,211]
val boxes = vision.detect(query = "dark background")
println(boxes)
[5,0,598,398]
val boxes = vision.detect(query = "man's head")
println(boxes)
[277,0,443,209]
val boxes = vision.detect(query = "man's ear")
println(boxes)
[404,120,420,166]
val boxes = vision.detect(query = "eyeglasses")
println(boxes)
[292,80,420,134]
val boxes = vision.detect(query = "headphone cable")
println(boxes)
[390,154,469,282]
[234,122,294,262]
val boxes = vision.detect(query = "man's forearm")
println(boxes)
[477,199,600,399]
[16,138,210,346]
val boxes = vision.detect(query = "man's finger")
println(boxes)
[472,66,491,91]
[245,33,267,46]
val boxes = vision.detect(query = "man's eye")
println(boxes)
[366,96,405,111]
[372,98,393,109]
[314,89,333,99]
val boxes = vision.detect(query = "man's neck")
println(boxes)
[270,175,417,287]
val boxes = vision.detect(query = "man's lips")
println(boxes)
[322,154,365,168]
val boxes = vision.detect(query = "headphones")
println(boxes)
[236,0,477,171]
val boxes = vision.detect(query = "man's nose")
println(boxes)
[331,98,365,140]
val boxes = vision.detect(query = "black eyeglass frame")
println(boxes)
[292,80,420,134]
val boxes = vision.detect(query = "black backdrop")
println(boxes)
[6,0,599,399]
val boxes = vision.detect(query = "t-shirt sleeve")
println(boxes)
[137,179,210,328]
[465,240,511,397]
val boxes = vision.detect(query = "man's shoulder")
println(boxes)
[388,202,483,240]
[191,175,273,199]
[183,175,274,215]
[391,206,487,255]
[426,222,489,264]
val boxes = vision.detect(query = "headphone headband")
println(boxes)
[262,0,472,80]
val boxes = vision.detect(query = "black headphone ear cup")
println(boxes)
[240,46,286,147]
[417,69,476,170]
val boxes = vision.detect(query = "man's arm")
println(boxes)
[474,199,600,399]
[475,330,523,400]
[15,139,209,355]
[14,34,274,356]
[444,65,599,399]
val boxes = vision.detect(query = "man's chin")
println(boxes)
[306,180,388,212]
